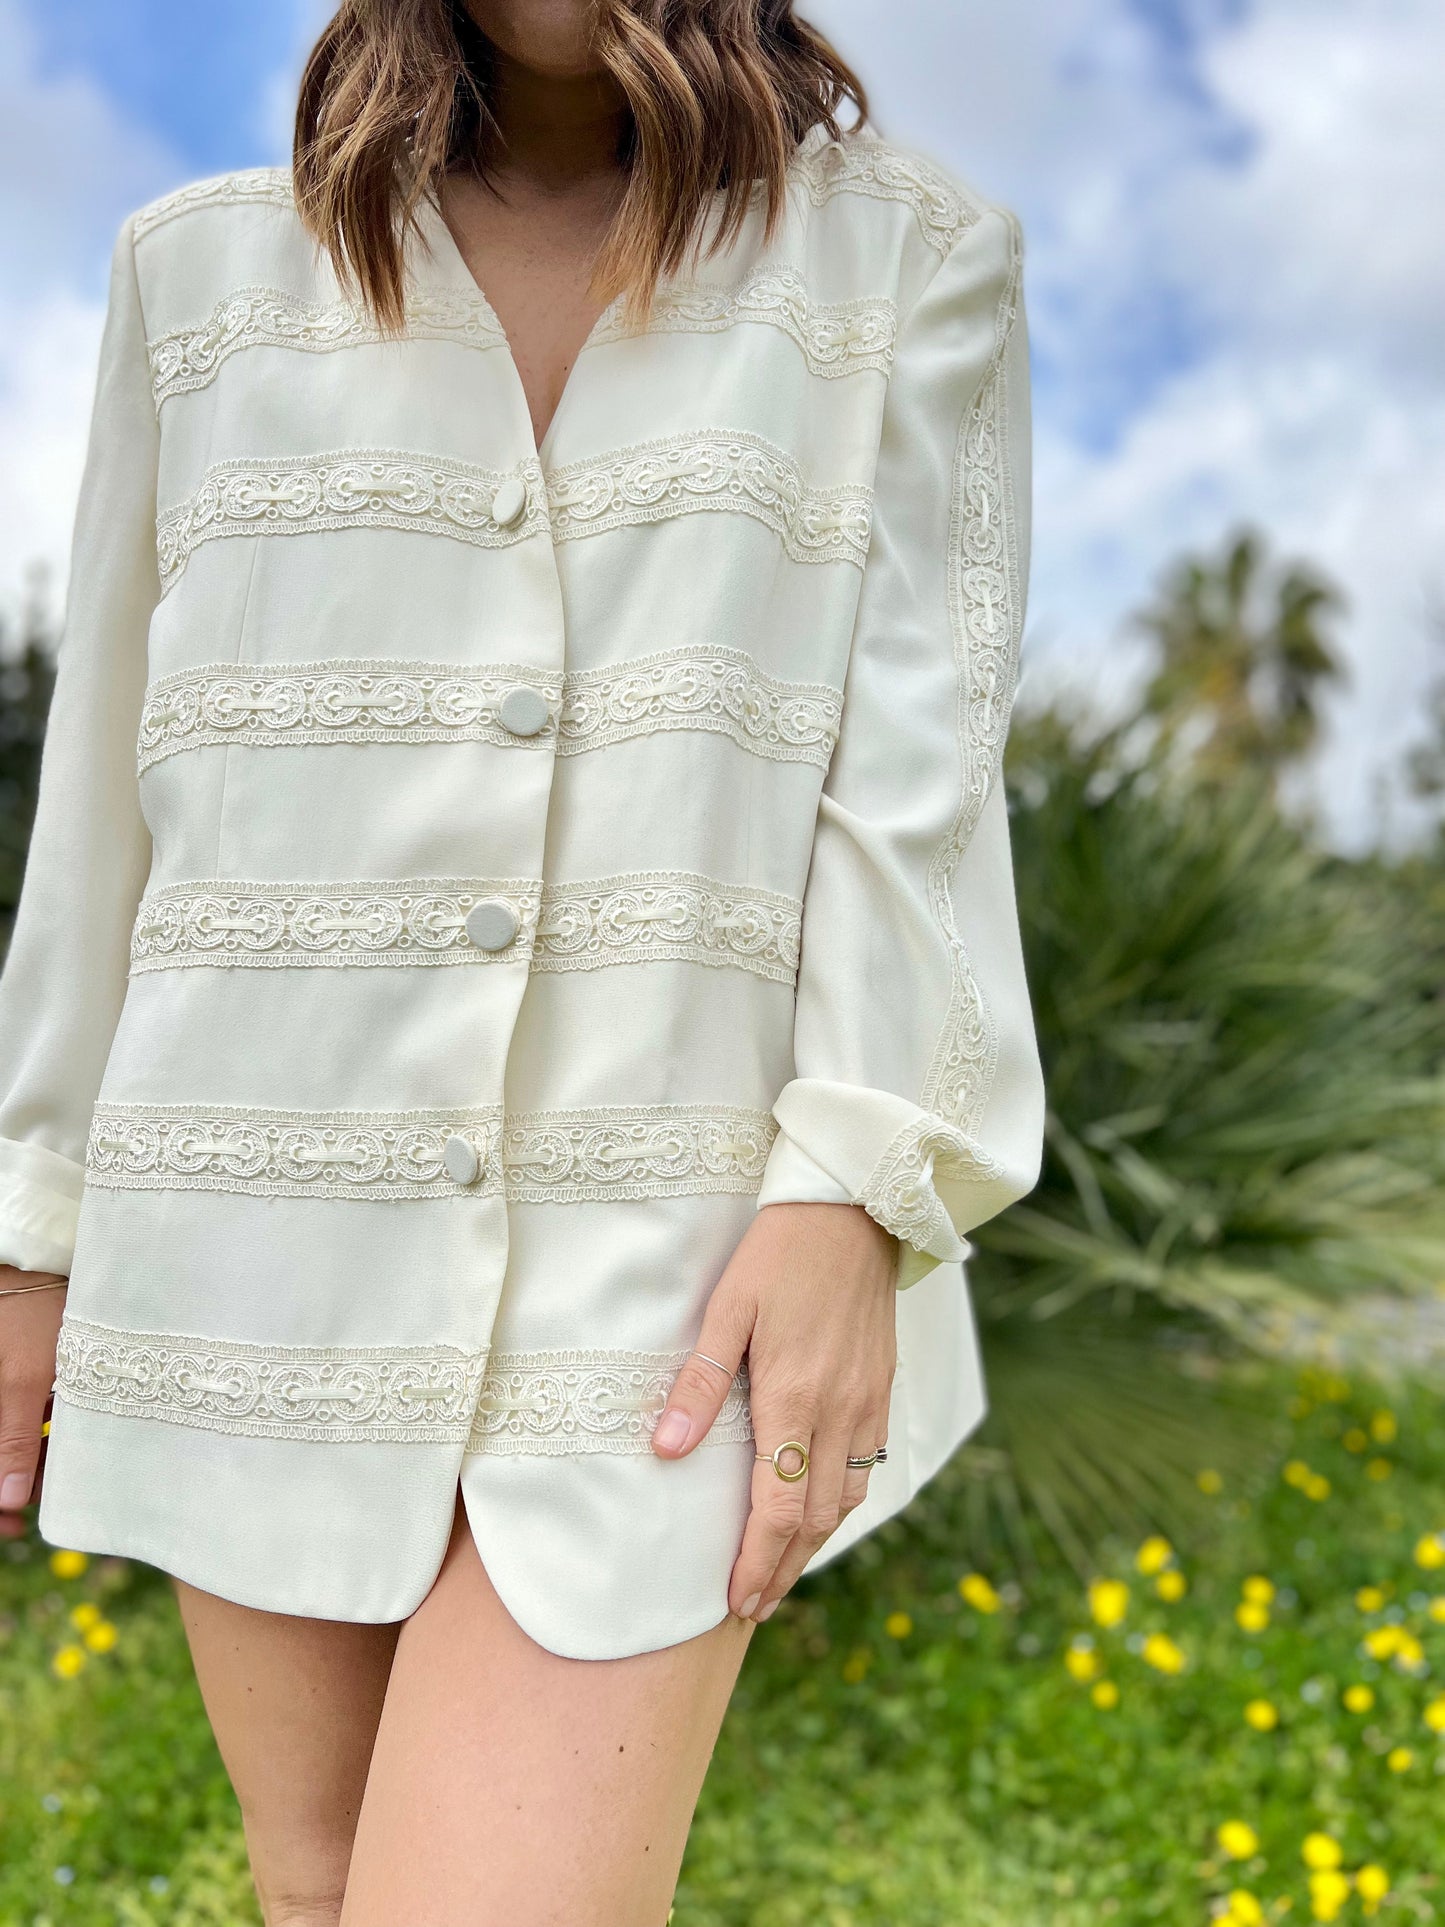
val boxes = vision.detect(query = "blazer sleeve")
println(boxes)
[0,216,159,1274]
[756,201,1045,1288]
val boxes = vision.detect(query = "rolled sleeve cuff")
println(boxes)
[0,1138,85,1275]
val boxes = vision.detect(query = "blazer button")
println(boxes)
[490,477,528,528]
[497,685,552,737]
[444,1135,481,1186]
[465,899,520,951]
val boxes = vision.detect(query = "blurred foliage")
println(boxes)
[0,571,57,948]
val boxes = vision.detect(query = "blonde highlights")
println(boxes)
[294,1,868,335]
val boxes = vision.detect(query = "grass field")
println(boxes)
[4,1360,1445,1926]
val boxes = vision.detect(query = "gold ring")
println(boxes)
[755,1440,809,1482]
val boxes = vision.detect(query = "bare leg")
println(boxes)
[171,1575,402,1927]
[340,1491,753,1927]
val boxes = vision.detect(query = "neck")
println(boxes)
[483,51,629,191]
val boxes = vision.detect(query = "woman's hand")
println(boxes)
[652,1201,897,1623]
[0,1266,67,1539]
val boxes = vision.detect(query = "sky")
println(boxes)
[1,0,1441,848]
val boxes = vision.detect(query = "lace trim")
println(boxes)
[858,1116,1003,1255]
[156,450,549,595]
[137,651,837,774]
[86,1105,504,1201]
[130,880,541,973]
[54,1315,486,1443]
[557,647,840,766]
[466,1348,752,1456]
[546,431,871,568]
[919,222,1026,1135]
[596,268,896,379]
[149,286,506,404]
[534,872,800,982]
[86,1104,775,1203]
[132,168,295,243]
[796,135,980,257]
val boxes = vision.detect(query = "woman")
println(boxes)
[0,0,1042,1919]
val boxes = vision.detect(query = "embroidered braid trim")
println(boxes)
[557,646,840,765]
[133,169,295,242]
[466,1349,752,1456]
[595,268,896,379]
[533,872,800,982]
[795,135,981,257]
[857,1116,1004,1257]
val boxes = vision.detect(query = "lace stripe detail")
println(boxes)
[796,136,980,257]
[857,1117,1003,1255]
[87,1105,504,1201]
[534,872,800,982]
[593,268,895,378]
[136,651,838,773]
[133,169,295,243]
[54,1316,486,1443]
[149,286,506,404]
[466,1349,752,1456]
[130,880,541,973]
[155,452,548,595]
[86,1104,775,1203]
[557,647,840,765]
[546,431,871,567]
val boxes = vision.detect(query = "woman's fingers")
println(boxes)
[729,1431,812,1619]
[652,1296,751,1461]
[757,1423,853,1615]
[838,1412,886,1520]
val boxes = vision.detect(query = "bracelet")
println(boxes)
[0,1278,67,1298]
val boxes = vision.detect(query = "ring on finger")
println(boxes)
[845,1446,888,1469]
[755,1440,810,1482]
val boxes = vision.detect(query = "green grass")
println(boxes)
[4,1362,1445,1926]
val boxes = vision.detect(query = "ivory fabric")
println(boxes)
[0,125,1044,1659]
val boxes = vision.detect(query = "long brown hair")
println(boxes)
[294,1,868,336]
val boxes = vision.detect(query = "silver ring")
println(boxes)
[689,1350,735,1380]
[846,1447,888,1469]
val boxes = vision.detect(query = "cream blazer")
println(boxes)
[0,125,1043,1659]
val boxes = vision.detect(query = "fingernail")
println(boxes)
[654,1409,691,1454]
[756,1598,779,1623]
[1,1472,31,1509]
[739,1591,761,1619]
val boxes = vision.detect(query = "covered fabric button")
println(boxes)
[443,1135,480,1185]
[497,685,552,737]
[465,899,520,951]
[490,477,528,528]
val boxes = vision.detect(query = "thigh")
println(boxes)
[172,1574,402,1924]
[340,1491,753,1927]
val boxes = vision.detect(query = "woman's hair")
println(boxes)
[294,0,868,335]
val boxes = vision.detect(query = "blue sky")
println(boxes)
[2,0,1441,845]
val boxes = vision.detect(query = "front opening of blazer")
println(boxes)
[0,125,1045,1660]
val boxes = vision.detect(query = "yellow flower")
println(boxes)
[884,1611,913,1640]
[48,1549,88,1580]
[958,1572,1000,1613]
[1356,1865,1390,1916]
[1364,1625,1403,1660]
[1430,1596,1445,1623]
[1387,1746,1413,1772]
[51,1644,87,1679]
[1088,1578,1129,1628]
[1091,1679,1119,1710]
[1413,1533,1445,1571]
[1226,1892,1265,1926]
[1355,1585,1385,1613]
[1342,1684,1375,1714]
[1394,1632,1425,1670]
[68,1603,101,1632]
[1308,1868,1350,1921]
[1236,1601,1270,1634]
[1135,1535,1173,1575]
[1423,1696,1445,1733]
[83,1620,117,1654]
[1283,1459,1312,1488]
[841,1648,871,1685]
[1301,1833,1343,1871]
[1241,1576,1275,1605]
[1365,1459,1392,1482]
[1065,1642,1101,1682]
[1141,1632,1186,1675]
[1217,1820,1260,1860]
[1197,1468,1223,1494]
[1244,1699,1279,1731]
[1156,1569,1187,1602]
[1305,1473,1332,1500]
[1342,1428,1368,1453]
[1370,1410,1397,1443]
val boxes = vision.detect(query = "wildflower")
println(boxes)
[1365,1459,1392,1482]
[1197,1468,1223,1494]
[1387,1746,1413,1772]
[1065,1641,1101,1682]
[1430,1596,1445,1623]
[1156,1569,1187,1602]
[51,1645,86,1680]
[884,1611,912,1640]
[1414,1533,1445,1571]
[83,1620,117,1654]
[1236,1601,1270,1634]
[1308,1868,1350,1921]
[68,1603,101,1632]
[1241,1576,1275,1606]
[841,1648,871,1685]
[1301,1834,1343,1871]
[1342,1428,1368,1453]
[1088,1579,1129,1628]
[1225,1892,1264,1926]
[1141,1632,1186,1675]
[1305,1474,1332,1501]
[1356,1865,1390,1916]
[1283,1460,1312,1488]
[1091,1679,1119,1709]
[1343,1685,1375,1714]
[1217,1820,1259,1859]
[1423,1696,1445,1733]
[958,1573,1000,1613]
[1244,1699,1279,1731]
[1135,1536,1173,1575]
[1355,1585,1385,1613]
[1394,1632,1425,1671]
[1363,1626,1404,1661]
[1370,1411,1397,1444]
[48,1550,88,1580]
